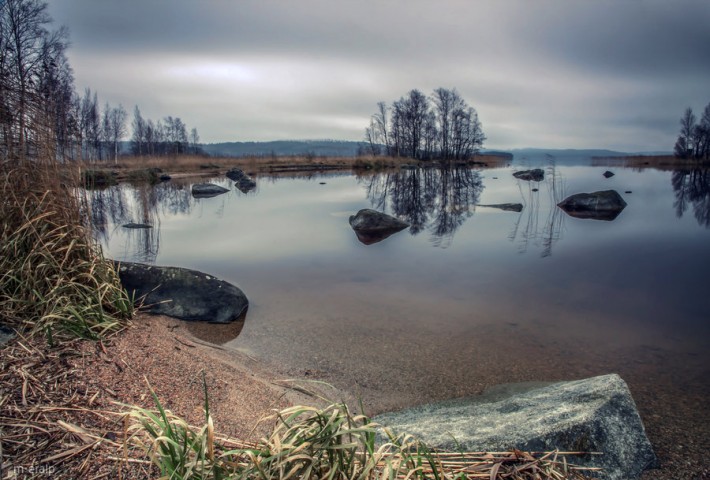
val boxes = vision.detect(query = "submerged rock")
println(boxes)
[513,169,544,182]
[349,209,409,245]
[122,222,152,229]
[375,374,656,480]
[191,183,229,198]
[558,190,627,221]
[477,203,524,212]
[114,261,248,324]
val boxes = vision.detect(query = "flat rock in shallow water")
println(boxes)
[478,203,524,212]
[122,222,152,229]
[375,374,656,480]
[191,183,229,198]
[113,261,248,324]
[557,190,627,220]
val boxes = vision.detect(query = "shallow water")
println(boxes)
[93,161,710,413]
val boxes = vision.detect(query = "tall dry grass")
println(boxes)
[0,159,133,341]
[128,387,598,480]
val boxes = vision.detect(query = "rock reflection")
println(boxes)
[359,166,484,247]
[672,169,710,228]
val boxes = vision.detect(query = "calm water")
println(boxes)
[91,161,710,412]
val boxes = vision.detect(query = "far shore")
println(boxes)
[79,153,513,183]
[592,154,710,170]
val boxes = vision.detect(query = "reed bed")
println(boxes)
[0,165,133,341]
[129,395,600,480]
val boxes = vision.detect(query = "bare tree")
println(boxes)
[675,107,697,159]
[131,105,145,156]
[189,127,200,154]
[0,0,73,163]
[108,104,127,163]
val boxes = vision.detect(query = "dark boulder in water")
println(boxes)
[557,190,627,221]
[191,183,229,198]
[114,261,248,324]
[603,170,616,178]
[226,168,257,193]
[513,169,544,182]
[349,209,409,245]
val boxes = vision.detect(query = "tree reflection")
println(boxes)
[507,163,566,257]
[672,169,710,228]
[360,166,483,247]
[84,181,194,262]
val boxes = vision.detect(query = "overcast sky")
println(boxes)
[48,1,710,151]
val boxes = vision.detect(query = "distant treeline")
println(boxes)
[364,88,485,161]
[675,102,710,160]
[202,140,362,158]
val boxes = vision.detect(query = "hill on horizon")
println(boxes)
[190,140,671,159]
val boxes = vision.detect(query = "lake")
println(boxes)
[90,160,710,418]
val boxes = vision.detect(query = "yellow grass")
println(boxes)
[85,153,509,175]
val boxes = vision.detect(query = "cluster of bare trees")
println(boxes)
[131,107,201,157]
[73,88,129,163]
[364,88,485,161]
[0,0,201,165]
[0,0,74,163]
[675,103,710,160]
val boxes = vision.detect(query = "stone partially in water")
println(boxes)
[114,261,248,324]
[191,183,229,198]
[603,170,615,178]
[375,374,657,480]
[349,209,410,245]
[513,169,544,182]
[226,168,257,193]
[558,190,627,221]
[477,203,524,212]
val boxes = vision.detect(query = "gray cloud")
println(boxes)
[48,0,710,151]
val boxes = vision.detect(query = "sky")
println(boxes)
[47,1,710,152]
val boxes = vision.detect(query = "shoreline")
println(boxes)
[1,313,707,478]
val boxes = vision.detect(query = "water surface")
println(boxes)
[92,162,710,414]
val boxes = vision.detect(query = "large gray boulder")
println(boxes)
[349,209,410,245]
[513,169,544,182]
[113,261,248,324]
[375,374,656,480]
[558,190,627,221]
[191,183,229,198]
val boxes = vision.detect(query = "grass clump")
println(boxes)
[81,168,118,188]
[128,385,598,480]
[0,166,133,341]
